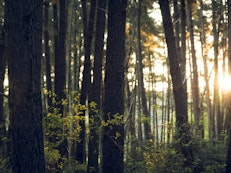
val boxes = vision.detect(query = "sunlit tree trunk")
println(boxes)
[198,0,213,140]
[137,0,151,141]
[212,0,222,137]
[77,0,96,164]
[186,0,201,136]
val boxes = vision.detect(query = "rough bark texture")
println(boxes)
[159,0,194,168]
[5,0,45,172]
[102,0,127,172]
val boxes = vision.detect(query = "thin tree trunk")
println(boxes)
[54,0,67,116]
[88,0,106,172]
[77,0,96,163]
[44,0,52,110]
[186,0,201,135]
[212,0,222,137]
[226,1,231,172]
[199,0,213,140]
[137,0,151,140]
[0,21,6,159]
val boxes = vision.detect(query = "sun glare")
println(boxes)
[219,74,231,92]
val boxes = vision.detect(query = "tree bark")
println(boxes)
[186,0,201,135]
[5,0,45,172]
[102,0,127,172]
[159,0,194,168]
[88,0,106,172]
[226,0,231,172]
[54,0,67,115]
[44,0,52,109]
[0,19,6,159]
[137,0,151,141]
[212,0,222,137]
[76,0,96,164]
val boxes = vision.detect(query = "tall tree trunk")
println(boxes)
[226,1,231,172]
[76,0,96,164]
[0,20,6,159]
[44,0,52,110]
[137,0,151,141]
[180,0,187,99]
[5,0,45,172]
[159,0,194,168]
[88,0,106,172]
[198,0,213,140]
[102,0,127,172]
[186,0,201,135]
[212,0,222,137]
[54,0,67,115]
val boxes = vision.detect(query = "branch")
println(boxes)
[0,92,8,98]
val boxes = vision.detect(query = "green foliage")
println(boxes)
[0,155,12,173]
[43,92,85,172]
[125,134,227,173]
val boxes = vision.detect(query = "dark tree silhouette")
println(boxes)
[159,0,194,169]
[5,0,45,172]
[102,0,127,173]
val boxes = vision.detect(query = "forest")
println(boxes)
[1,0,231,173]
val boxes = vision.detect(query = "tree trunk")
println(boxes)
[159,0,194,168]
[54,0,67,116]
[137,0,151,141]
[5,0,45,172]
[186,0,201,135]
[76,0,96,164]
[102,0,127,172]
[212,0,222,137]
[88,0,106,172]
[226,1,231,172]
[44,0,52,109]
[0,20,6,159]
[198,0,213,140]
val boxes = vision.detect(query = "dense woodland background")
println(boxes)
[1,0,231,172]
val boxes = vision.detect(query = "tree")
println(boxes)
[0,18,6,158]
[212,0,222,138]
[186,0,201,135]
[159,0,194,168]
[44,0,52,110]
[88,0,106,172]
[54,0,67,115]
[136,0,151,141]
[5,0,45,172]
[76,0,96,163]
[102,0,127,172]
[226,1,231,172]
